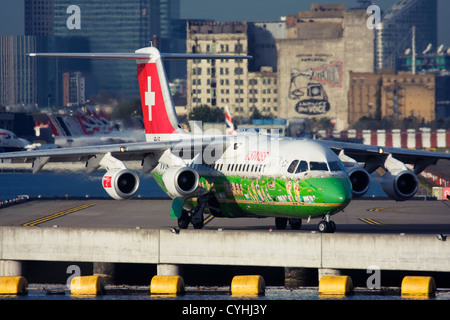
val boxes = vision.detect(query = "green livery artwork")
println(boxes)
[152,137,353,233]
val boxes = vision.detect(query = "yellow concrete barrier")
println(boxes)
[70,275,104,295]
[150,275,185,295]
[0,276,28,295]
[319,276,353,296]
[231,275,265,296]
[401,276,436,298]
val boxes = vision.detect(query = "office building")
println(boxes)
[23,0,183,107]
[63,72,85,107]
[25,0,54,36]
[376,0,438,71]
[186,21,250,118]
[186,21,284,120]
[0,36,37,107]
[52,0,161,100]
[348,71,436,125]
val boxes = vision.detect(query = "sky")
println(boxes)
[0,0,449,45]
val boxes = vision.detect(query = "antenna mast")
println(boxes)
[412,25,416,75]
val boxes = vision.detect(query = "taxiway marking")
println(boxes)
[22,203,96,227]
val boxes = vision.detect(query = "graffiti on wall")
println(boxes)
[289,58,343,116]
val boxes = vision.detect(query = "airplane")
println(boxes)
[0,46,449,233]
[0,129,31,152]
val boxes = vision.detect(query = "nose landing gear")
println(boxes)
[318,214,336,233]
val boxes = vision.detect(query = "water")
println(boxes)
[2,285,450,300]
[0,170,167,201]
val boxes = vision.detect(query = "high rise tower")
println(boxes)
[24,0,182,106]
[376,0,438,71]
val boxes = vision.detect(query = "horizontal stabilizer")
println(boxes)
[28,52,252,61]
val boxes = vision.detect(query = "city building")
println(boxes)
[397,50,450,75]
[186,21,285,121]
[277,4,375,130]
[348,71,436,125]
[24,0,54,36]
[62,72,85,107]
[248,66,278,116]
[52,0,161,101]
[22,0,183,107]
[0,36,37,107]
[436,75,450,118]
[186,21,250,118]
[376,0,438,71]
[396,49,450,120]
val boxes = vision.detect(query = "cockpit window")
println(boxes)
[310,161,328,171]
[287,160,299,173]
[328,161,344,172]
[295,161,308,173]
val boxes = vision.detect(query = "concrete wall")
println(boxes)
[1,226,449,273]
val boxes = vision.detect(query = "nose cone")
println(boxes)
[314,177,352,209]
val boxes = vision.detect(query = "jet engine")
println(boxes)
[347,166,371,198]
[338,151,370,198]
[162,166,199,198]
[102,169,140,200]
[380,170,418,201]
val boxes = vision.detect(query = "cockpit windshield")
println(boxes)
[310,162,328,171]
[295,161,308,173]
[328,161,345,172]
[287,160,299,173]
[287,159,344,174]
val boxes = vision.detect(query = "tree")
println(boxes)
[250,108,274,120]
[188,105,224,123]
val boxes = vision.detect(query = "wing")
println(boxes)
[320,139,450,174]
[0,136,229,174]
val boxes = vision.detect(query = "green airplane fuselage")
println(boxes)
[152,136,353,221]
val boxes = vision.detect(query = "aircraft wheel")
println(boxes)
[289,218,302,230]
[318,221,336,233]
[329,221,336,233]
[178,210,191,229]
[275,217,288,230]
[192,214,204,229]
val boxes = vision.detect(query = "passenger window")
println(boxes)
[310,162,328,171]
[295,161,309,173]
[287,160,299,173]
[328,161,343,172]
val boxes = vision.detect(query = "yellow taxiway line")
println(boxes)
[22,203,96,227]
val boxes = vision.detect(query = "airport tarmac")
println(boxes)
[0,197,449,235]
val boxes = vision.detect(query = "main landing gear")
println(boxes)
[275,218,302,230]
[274,215,336,233]
[178,193,217,230]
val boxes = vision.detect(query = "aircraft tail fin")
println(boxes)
[224,105,236,135]
[29,48,251,142]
